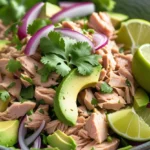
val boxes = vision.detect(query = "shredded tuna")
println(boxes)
[0,58,13,77]
[0,101,36,120]
[62,21,82,33]
[78,88,95,110]
[35,86,56,105]
[108,71,126,88]
[89,12,115,37]
[33,72,59,88]
[85,112,108,143]
[25,105,51,129]
[99,69,107,81]
[118,67,135,96]
[0,76,21,98]
[17,56,42,76]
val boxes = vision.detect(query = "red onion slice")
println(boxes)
[59,2,82,9]
[55,28,94,49]
[33,136,41,149]
[18,117,29,150]
[18,2,44,40]
[25,121,45,146]
[93,33,108,51]
[24,25,54,56]
[51,2,95,23]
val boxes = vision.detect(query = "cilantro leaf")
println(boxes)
[100,82,113,93]
[6,59,22,73]
[20,86,34,99]
[91,98,98,106]
[37,65,54,82]
[41,54,71,77]
[69,42,101,75]
[27,18,51,35]
[40,31,100,77]
[0,90,10,102]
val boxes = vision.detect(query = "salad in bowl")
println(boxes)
[0,1,150,150]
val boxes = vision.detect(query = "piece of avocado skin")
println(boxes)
[47,130,76,150]
[54,65,101,126]
[39,2,61,18]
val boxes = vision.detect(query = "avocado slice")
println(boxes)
[0,40,10,51]
[54,66,101,126]
[107,12,128,28]
[39,2,61,18]
[133,88,149,110]
[47,130,76,150]
[0,120,19,146]
[0,99,9,112]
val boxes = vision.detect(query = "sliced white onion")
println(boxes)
[33,136,41,149]
[24,25,54,56]
[25,121,45,146]
[59,2,81,9]
[93,33,108,51]
[18,2,44,40]
[55,28,94,49]
[51,2,95,23]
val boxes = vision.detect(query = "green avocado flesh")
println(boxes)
[54,65,101,126]
[0,40,10,51]
[133,88,149,110]
[47,130,76,150]
[39,2,61,18]
[0,120,19,146]
[107,12,128,27]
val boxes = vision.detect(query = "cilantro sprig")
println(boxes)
[40,31,101,78]
[100,82,113,94]
[27,18,51,35]
[0,90,10,102]
[6,59,22,73]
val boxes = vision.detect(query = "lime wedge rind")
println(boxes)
[108,108,150,141]
[117,19,150,54]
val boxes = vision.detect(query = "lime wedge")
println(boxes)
[107,108,150,141]
[132,44,150,92]
[116,19,150,54]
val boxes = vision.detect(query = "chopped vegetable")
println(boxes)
[100,82,113,93]
[20,86,34,99]
[91,98,98,106]
[27,18,51,35]
[0,90,10,102]
[21,74,33,84]
[40,31,100,76]
[125,79,131,87]
[6,59,22,73]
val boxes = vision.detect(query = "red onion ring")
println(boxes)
[92,33,108,51]
[19,116,45,150]
[18,2,44,40]
[24,24,54,56]
[59,2,83,9]
[51,2,95,23]
[55,28,94,49]
[33,136,41,149]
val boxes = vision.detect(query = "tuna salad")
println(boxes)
[0,1,150,150]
